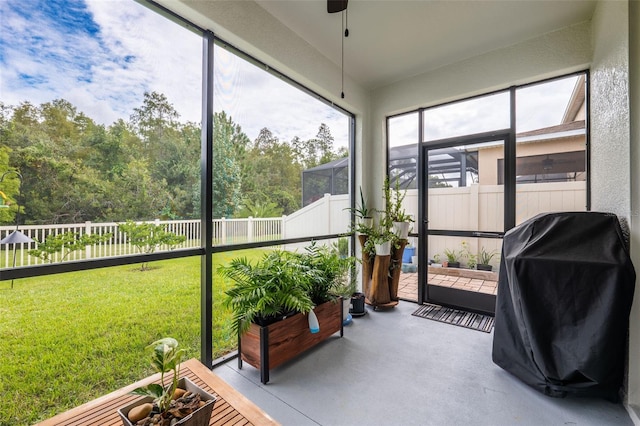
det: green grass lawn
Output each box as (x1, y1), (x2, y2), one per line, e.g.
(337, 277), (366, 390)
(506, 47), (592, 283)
(0, 248), (267, 425)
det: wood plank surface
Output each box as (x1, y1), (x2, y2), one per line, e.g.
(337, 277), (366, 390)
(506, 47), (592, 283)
(36, 359), (279, 426)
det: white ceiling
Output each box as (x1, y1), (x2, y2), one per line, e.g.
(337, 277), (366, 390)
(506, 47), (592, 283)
(255, 0), (597, 90)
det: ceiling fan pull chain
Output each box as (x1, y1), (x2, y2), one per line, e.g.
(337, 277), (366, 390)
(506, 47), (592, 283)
(345, 9), (349, 37)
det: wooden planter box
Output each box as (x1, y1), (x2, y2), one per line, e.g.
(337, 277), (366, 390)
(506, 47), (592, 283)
(238, 298), (343, 384)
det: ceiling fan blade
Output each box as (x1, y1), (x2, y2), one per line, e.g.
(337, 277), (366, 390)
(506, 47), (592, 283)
(327, 0), (348, 13)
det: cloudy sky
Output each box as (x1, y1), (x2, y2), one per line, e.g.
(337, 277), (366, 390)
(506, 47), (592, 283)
(0, 0), (350, 147)
(1, 0), (579, 152)
(389, 75), (579, 147)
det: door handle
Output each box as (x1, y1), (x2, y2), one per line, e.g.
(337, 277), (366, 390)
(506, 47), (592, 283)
(472, 231), (502, 237)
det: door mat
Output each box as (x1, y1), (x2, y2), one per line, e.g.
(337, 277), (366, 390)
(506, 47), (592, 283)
(412, 303), (494, 333)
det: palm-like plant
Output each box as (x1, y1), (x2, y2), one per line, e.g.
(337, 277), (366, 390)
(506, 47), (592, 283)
(219, 251), (315, 335)
(301, 242), (358, 303)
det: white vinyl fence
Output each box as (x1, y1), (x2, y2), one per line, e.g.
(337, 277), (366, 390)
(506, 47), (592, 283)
(0, 182), (585, 268)
(423, 181), (586, 266)
(0, 217), (283, 267)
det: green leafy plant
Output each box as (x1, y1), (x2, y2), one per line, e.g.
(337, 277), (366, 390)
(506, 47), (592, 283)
(332, 237), (349, 258)
(346, 188), (375, 235)
(478, 247), (498, 265)
(345, 187), (372, 219)
(382, 177), (414, 225)
(118, 221), (187, 270)
(302, 242), (346, 305)
(28, 231), (113, 263)
(331, 267), (358, 298)
(220, 244), (359, 335)
(443, 248), (460, 263)
(371, 228), (397, 246)
(236, 197), (283, 218)
(362, 224), (398, 258)
(302, 242), (358, 300)
(461, 240), (477, 269)
(131, 337), (187, 415)
(219, 251), (315, 335)
(467, 255), (477, 269)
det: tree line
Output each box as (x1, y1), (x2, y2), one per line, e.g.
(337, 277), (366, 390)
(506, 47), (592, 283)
(0, 91), (345, 226)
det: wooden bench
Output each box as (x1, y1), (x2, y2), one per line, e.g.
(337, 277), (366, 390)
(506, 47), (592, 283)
(36, 358), (279, 426)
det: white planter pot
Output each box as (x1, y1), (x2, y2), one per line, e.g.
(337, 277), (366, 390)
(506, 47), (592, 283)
(375, 241), (391, 256)
(361, 217), (373, 228)
(393, 221), (410, 239)
(411, 255), (418, 265)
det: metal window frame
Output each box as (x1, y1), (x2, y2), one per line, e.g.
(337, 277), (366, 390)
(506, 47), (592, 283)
(1, 0), (357, 369)
(387, 71), (590, 307)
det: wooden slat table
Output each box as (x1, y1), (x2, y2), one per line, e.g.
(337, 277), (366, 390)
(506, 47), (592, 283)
(36, 359), (279, 426)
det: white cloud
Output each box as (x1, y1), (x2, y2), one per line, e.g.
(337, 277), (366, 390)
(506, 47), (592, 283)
(388, 75), (580, 147)
(213, 47), (349, 147)
(1, 0), (350, 151)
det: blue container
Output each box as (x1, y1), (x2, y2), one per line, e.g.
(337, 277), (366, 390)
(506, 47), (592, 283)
(402, 246), (415, 263)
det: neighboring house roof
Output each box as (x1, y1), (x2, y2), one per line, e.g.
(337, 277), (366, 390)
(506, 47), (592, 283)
(562, 74), (586, 124)
(517, 120), (585, 138)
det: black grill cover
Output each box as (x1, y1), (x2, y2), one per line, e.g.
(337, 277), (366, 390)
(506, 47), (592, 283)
(492, 212), (635, 401)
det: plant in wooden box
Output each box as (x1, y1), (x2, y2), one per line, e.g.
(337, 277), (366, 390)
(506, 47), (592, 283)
(301, 242), (356, 304)
(219, 247), (345, 384)
(118, 338), (216, 426)
(220, 251), (315, 334)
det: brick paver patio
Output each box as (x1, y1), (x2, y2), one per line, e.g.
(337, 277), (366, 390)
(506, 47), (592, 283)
(397, 268), (498, 303)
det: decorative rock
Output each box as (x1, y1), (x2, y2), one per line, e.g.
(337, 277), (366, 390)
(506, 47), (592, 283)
(127, 402), (153, 423)
(172, 387), (187, 400)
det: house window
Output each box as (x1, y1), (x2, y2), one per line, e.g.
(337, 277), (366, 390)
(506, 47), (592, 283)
(497, 151), (586, 184)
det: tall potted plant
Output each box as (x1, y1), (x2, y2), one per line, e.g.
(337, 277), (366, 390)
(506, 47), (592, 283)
(118, 338), (216, 426)
(383, 177), (414, 239)
(371, 228), (396, 256)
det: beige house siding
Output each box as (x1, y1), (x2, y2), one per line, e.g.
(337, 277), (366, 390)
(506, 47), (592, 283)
(478, 135), (586, 185)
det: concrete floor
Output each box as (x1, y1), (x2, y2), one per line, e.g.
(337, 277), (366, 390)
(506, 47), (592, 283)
(213, 301), (632, 426)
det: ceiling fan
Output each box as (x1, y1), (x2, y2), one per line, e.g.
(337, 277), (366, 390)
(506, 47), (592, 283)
(327, 0), (348, 13)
